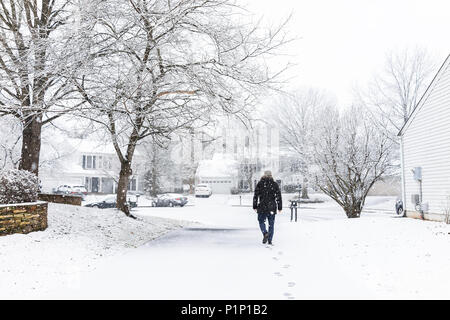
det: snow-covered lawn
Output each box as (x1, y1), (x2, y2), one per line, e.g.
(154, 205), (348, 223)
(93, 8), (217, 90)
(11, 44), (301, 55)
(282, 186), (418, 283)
(0, 203), (188, 299)
(2, 194), (450, 299)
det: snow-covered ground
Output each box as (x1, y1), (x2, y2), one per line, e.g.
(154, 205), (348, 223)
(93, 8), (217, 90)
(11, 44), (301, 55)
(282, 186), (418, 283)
(2, 193), (450, 299)
(0, 203), (188, 299)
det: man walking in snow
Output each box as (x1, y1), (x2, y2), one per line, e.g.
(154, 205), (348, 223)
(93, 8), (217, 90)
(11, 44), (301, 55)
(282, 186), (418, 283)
(253, 170), (282, 245)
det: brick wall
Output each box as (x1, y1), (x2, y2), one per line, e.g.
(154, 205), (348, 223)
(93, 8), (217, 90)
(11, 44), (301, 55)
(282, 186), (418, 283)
(0, 202), (48, 236)
(38, 193), (82, 206)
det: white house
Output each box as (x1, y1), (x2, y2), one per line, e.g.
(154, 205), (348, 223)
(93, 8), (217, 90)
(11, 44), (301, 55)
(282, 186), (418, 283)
(39, 137), (146, 194)
(195, 153), (239, 194)
(173, 118), (281, 191)
(398, 54), (450, 221)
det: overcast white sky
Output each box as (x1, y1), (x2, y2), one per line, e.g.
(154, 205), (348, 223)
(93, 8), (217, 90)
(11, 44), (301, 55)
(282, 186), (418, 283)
(245, 0), (450, 106)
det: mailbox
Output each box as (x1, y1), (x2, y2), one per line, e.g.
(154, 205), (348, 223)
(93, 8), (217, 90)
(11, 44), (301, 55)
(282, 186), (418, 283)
(289, 200), (298, 222)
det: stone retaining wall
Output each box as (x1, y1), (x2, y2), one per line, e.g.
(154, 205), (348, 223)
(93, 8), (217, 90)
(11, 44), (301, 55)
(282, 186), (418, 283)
(0, 202), (48, 236)
(38, 193), (82, 206)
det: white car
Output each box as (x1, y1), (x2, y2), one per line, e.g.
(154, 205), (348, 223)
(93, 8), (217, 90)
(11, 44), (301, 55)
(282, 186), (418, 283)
(195, 184), (212, 198)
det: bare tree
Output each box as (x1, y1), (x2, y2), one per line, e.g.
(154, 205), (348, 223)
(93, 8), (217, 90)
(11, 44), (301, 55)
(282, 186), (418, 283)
(0, 0), (85, 175)
(239, 157), (261, 192)
(311, 105), (394, 218)
(273, 89), (334, 199)
(73, 0), (290, 216)
(358, 48), (435, 139)
(142, 135), (174, 197)
(0, 116), (22, 169)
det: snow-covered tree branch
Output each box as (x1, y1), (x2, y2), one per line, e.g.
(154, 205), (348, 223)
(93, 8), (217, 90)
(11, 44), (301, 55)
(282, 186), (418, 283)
(71, 0), (291, 216)
(311, 105), (394, 218)
(0, 0), (85, 175)
(273, 89), (335, 198)
(357, 47), (435, 140)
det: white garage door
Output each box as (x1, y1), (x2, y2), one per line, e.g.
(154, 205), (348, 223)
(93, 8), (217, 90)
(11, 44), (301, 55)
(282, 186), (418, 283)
(200, 178), (233, 194)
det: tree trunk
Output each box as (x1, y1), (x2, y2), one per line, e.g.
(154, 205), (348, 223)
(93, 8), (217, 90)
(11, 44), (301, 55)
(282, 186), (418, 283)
(151, 165), (159, 197)
(247, 176), (253, 192)
(301, 178), (309, 199)
(188, 177), (195, 194)
(247, 166), (254, 192)
(345, 206), (361, 218)
(150, 149), (159, 196)
(18, 117), (42, 176)
(116, 161), (136, 219)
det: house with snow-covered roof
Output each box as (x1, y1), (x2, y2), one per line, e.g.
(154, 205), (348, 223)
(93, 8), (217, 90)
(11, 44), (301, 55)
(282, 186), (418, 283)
(173, 117), (281, 192)
(195, 153), (239, 194)
(398, 54), (450, 221)
(39, 136), (146, 194)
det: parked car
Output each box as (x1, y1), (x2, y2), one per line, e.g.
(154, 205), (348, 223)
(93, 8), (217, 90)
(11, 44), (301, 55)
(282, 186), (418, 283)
(151, 193), (188, 207)
(54, 184), (88, 200)
(84, 195), (137, 209)
(395, 199), (404, 216)
(230, 187), (239, 195)
(195, 184), (212, 198)
(238, 187), (251, 193)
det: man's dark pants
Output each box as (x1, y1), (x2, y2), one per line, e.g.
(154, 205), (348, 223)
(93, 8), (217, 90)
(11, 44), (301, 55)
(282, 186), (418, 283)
(257, 212), (275, 243)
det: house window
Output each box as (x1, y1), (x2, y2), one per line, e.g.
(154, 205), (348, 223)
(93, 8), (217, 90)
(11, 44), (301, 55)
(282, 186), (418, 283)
(86, 156), (92, 169)
(102, 156), (110, 169)
(85, 177), (91, 191)
(127, 178), (137, 191)
(83, 155), (97, 169)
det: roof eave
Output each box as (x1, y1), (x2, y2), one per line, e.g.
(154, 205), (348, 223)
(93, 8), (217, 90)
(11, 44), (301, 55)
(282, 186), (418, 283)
(397, 53), (450, 137)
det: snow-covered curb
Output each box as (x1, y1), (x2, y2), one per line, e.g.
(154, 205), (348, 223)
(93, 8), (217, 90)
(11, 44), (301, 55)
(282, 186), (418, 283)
(0, 203), (190, 298)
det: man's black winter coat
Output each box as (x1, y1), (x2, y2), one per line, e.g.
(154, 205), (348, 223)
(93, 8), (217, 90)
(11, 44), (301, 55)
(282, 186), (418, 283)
(253, 177), (282, 214)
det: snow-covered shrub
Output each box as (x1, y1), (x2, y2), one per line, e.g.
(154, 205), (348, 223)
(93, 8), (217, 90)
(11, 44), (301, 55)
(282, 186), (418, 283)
(0, 169), (39, 204)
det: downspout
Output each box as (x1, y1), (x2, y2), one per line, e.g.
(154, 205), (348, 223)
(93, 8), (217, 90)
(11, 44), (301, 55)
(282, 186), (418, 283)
(400, 135), (407, 216)
(419, 178), (424, 219)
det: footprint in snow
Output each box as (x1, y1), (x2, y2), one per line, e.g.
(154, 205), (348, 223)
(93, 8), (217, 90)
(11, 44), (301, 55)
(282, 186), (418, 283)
(274, 272), (283, 277)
